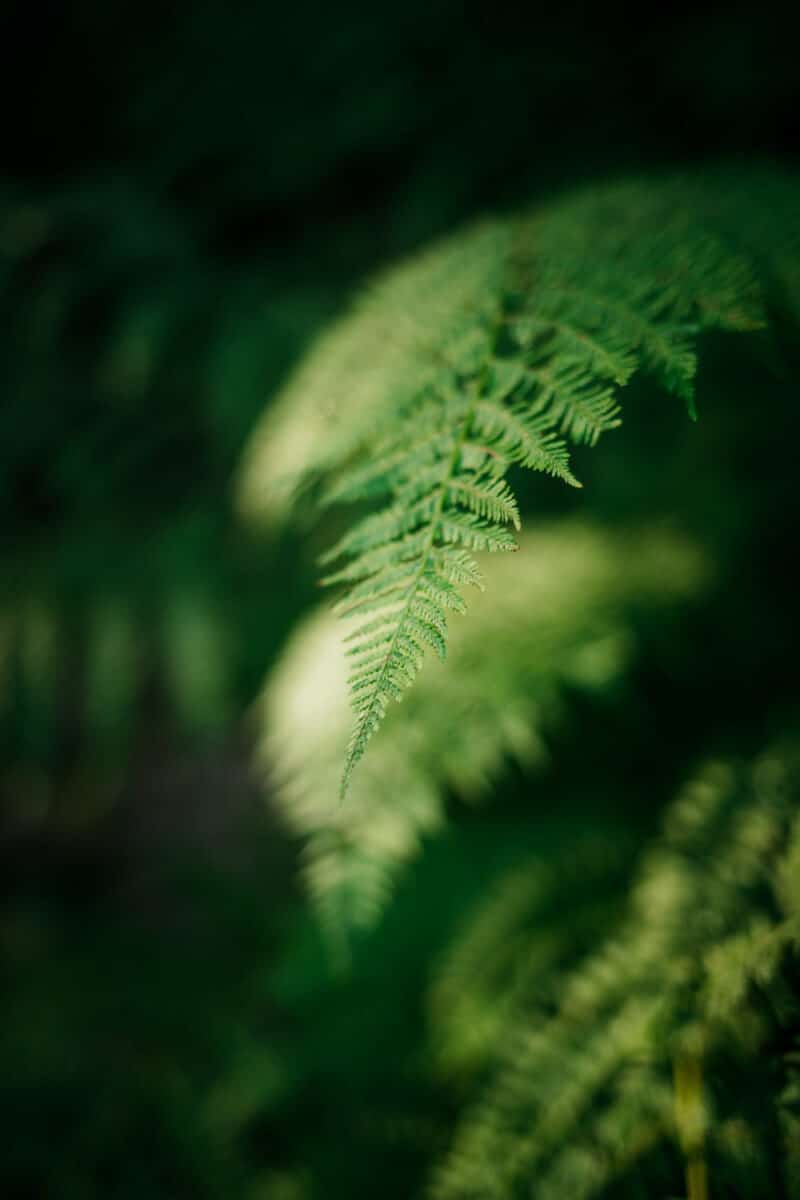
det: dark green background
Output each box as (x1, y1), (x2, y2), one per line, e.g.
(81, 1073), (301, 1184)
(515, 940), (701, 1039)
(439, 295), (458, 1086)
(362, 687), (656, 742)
(0, 3), (798, 1196)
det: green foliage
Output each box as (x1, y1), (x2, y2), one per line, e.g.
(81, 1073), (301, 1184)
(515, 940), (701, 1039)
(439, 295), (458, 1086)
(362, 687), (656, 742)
(242, 161), (800, 1198)
(429, 745), (800, 1200)
(263, 521), (706, 946)
(4, 4), (800, 1197)
(241, 168), (798, 795)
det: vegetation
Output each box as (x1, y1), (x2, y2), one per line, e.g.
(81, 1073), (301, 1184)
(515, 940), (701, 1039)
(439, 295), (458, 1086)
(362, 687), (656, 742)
(1, 3), (798, 1198)
(243, 169), (797, 796)
(250, 167), (800, 1197)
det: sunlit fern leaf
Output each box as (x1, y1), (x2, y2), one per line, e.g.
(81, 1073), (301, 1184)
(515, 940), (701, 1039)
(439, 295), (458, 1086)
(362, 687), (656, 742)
(258, 522), (707, 949)
(238, 168), (800, 524)
(239, 168), (800, 793)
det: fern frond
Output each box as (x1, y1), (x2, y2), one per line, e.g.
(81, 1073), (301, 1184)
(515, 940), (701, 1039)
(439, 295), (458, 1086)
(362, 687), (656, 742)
(471, 399), (580, 485)
(238, 168), (799, 791)
(259, 523), (707, 944)
(428, 839), (634, 1078)
(237, 221), (511, 520)
(323, 427), (454, 507)
(515, 356), (623, 444)
(444, 476), (521, 529)
(428, 744), (800, 1200)
(506, 310), (638, 386)
(239, 170), (794, 524)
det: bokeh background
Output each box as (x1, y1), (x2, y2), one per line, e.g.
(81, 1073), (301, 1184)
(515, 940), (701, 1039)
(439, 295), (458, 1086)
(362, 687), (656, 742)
(1, 3), (798, 1197)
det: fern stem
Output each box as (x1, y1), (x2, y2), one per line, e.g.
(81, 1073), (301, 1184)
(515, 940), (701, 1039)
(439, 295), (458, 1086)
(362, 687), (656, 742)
(686, 1156), (709, 1200)
(673, 1053), (709, 1200)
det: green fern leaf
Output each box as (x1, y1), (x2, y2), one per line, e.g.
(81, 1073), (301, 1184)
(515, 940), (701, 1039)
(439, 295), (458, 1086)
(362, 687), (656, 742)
(261, 523), (708, 942)
(237, 168), (799, 793)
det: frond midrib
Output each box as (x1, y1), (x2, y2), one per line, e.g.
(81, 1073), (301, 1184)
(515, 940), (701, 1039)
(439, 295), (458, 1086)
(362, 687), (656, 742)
(341, 386), (481, 797)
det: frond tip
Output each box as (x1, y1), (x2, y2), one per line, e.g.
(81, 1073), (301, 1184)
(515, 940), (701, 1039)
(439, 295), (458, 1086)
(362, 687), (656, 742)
(338, 521), (511, 798)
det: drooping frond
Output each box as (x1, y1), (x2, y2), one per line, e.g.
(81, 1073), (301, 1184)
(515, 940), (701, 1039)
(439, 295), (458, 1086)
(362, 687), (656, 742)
(239, 168), (799, 792)
(259, 522), (707, 948)
(428, 744), (800, 1200)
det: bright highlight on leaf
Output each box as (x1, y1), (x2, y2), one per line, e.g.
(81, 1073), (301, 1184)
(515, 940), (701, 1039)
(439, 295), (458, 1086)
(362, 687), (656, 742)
(260, 523), (708, 943)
